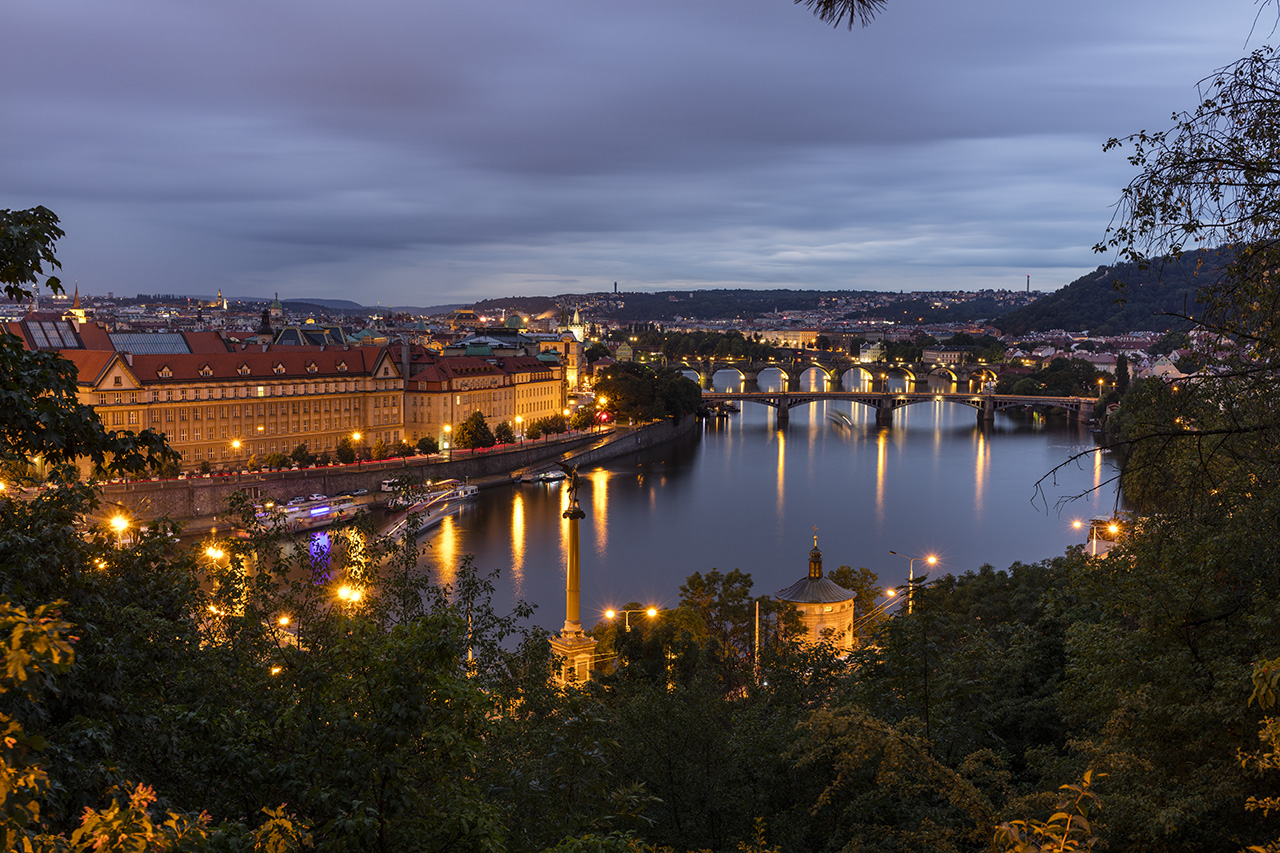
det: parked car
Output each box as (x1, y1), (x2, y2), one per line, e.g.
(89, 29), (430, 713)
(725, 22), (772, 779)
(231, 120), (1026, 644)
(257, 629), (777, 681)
(308, 493), (327, 502)
(344, 488), (369, 497)
(286, 496), (307, 506)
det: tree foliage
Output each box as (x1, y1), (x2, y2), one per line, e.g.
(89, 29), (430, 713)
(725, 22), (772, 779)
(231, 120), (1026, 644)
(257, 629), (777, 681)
(455, 410), (496, 450)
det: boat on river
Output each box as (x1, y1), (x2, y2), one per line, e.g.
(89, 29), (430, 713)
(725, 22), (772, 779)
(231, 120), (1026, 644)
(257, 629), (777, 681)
(381, 483), (480, 539)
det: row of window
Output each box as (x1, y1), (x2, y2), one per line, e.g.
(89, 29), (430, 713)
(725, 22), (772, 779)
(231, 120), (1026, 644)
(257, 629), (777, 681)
(97, 380), (369, 406)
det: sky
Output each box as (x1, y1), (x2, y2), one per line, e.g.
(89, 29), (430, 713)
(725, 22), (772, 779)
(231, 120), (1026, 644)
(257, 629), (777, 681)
(3, 0), (1271, 307)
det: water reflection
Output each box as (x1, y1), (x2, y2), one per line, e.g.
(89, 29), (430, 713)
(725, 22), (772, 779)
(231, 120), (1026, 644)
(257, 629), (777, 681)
(413, 383), (1120, 632)
(510, 492), (525, 594)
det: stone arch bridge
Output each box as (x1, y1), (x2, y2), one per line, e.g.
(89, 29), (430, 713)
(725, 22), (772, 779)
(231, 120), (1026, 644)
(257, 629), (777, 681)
(675, 355), (999, 392)
(702, 389), (1098, 426)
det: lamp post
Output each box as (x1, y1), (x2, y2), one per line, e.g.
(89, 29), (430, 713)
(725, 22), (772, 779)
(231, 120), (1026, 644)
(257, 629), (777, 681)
(1098, 377), (1106, 399)
(109, 513), (130, 546)
(443, 424), (452, 461)
(605, 606), (658, 632)
(352, 431), (362, 467)
(515, 415), (523, 446)
(889, 550), (937, 615)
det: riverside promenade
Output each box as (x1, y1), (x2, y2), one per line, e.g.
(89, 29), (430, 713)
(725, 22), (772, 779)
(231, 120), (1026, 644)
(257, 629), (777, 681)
(99, 416), (698, 536)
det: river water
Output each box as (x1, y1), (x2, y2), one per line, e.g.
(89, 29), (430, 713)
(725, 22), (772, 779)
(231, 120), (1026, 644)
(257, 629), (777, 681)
(414, 369), (1120, 632)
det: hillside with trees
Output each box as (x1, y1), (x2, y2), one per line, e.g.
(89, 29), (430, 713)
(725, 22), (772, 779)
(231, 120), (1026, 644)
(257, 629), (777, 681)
(995, 249), (1226, 335)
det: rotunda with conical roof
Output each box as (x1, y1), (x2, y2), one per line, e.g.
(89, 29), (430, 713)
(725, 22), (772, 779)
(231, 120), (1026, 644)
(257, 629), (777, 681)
(774, 535), (857, 651)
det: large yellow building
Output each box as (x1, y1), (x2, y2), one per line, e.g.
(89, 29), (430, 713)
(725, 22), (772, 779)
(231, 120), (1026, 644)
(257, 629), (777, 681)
(6, 315), (565, 473)
(397, 346), (566, 447)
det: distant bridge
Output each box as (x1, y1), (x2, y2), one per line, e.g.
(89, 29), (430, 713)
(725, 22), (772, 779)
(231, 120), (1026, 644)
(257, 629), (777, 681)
(674, 355), (999, 392)
(701, 389), (1098, 426)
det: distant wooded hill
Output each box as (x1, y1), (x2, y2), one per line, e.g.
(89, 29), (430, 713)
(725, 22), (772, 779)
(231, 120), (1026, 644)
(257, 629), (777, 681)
(995, 250), (1228, 336)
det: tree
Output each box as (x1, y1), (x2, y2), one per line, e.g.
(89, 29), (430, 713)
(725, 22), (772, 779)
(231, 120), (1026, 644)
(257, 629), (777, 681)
(1, 206), (63, 302)
(493, 421), (516, 445)
(335, 436), (357, 464)
(455, 411), (495, 450)
(416, 435), (439, 455)
(793, 0), (887, 30)
(289, 442), (315, 468)
(1114, 352), (1130, 394)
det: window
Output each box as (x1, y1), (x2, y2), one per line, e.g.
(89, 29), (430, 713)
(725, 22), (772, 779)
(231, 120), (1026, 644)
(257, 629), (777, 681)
(113, 375), (122, 386)
(158, 366), (172, 378)
(199, 364), (213, 377)
(237, 364), (250, 376)
(111, 412), (123, 426)
(128, 412), (138, 425)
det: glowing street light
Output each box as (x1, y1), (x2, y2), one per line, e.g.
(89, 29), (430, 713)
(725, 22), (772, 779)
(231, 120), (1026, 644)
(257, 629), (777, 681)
(889, 550), (937, 615)
(605, 606), (658, 632)
(515, 415), (523, 445)
(352, 431), (363, 466)
(443, 424), (452, 460)
(336, 585), (363, 604)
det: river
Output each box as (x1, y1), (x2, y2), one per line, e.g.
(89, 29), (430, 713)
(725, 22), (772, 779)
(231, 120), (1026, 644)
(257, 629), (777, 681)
(413, 369), (1120, 632)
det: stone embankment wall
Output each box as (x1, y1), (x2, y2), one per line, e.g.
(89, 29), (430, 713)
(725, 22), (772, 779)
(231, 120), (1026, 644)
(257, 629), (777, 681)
(101, 417), (698, 523)
(102, 434), (601, 522)
(560, 415), (697, 470)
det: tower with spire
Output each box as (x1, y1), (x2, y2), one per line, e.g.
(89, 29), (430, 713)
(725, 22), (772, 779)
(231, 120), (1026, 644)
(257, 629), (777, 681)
(774, 531), (858, 651)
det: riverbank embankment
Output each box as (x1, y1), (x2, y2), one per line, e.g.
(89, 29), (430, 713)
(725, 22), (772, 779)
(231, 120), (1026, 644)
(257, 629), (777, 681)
(103, 416), (698, 535)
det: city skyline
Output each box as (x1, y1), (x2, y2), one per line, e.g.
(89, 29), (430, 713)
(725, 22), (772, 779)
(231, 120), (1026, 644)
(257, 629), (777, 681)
(4, 0), (1264, 304)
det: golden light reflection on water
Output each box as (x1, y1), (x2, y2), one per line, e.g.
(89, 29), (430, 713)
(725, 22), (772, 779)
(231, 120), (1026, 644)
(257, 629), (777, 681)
(1094, 447), (1103, 492)
(590, 469), (609, 557)
(434, 516), (459, 588)
(775, 428), (786, 520)
(875, 428), (888, 521)
(558, 485), (570, 581)
(974, 429), (988, 515)
(509, 492), (526, 595)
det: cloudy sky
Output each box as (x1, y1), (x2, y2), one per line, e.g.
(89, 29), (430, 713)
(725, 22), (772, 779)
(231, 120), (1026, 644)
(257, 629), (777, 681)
(3, 0), (1269, 306)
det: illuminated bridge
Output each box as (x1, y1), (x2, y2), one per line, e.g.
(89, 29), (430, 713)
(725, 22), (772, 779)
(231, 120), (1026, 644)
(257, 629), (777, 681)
(701, 389), (1099, 426)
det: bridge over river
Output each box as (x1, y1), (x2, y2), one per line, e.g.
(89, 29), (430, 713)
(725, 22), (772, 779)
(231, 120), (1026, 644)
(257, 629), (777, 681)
(702, 389), (1099, 426)
(676, 354), (1000, 392)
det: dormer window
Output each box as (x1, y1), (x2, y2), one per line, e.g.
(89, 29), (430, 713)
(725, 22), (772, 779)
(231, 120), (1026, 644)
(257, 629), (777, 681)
(273, 363), (285, 375)
(237, 364), (251, 376)
(158, 365), (173, 378)
(306, 362), (318, 374)
(199, 364), (213, 377)
(337, 361), (348, 373)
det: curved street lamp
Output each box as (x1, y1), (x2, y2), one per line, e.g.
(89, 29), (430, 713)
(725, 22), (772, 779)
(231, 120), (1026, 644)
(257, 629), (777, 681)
(605, 606), (658, 632)
(889, 550), (937, 615)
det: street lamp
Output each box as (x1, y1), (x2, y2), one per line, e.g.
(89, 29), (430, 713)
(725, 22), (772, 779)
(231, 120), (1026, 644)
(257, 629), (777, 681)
(605, 607), (658, 632)
(109, 513), (131, 547)
(443, 424), (452, 461)
(515, 415), (523, 446)
(889, 550), (937, 615)
(1098, 378), (1106, 398)
(352, 431), (363, 466)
